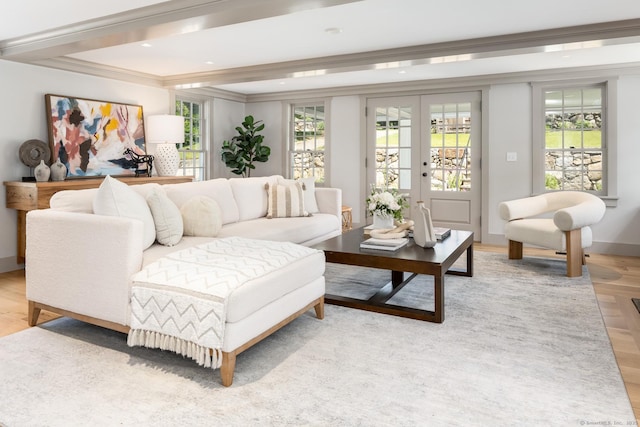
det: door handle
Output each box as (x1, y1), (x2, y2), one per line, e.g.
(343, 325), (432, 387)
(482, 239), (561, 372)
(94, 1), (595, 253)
(422, 172), (428, 177)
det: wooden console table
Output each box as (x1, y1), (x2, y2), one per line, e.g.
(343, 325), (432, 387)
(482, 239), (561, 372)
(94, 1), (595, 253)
(4, 176), (193, 263)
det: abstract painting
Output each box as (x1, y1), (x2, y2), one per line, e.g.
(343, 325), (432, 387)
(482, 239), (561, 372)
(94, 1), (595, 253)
(45, 94), (147, 177)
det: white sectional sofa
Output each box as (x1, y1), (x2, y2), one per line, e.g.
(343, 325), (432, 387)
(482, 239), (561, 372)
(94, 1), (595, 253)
(25, 174), (342, 386)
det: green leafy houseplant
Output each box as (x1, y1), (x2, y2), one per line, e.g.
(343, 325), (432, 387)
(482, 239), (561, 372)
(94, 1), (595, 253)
(221, 115), (270, 177)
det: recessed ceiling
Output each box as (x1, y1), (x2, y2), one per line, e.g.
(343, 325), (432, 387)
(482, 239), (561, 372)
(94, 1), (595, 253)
(2, 0), (640, 96)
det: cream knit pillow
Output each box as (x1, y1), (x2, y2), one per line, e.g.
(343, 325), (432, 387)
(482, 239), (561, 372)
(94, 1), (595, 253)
(180, 196), (222, 237)
(146, 187), (183, 246)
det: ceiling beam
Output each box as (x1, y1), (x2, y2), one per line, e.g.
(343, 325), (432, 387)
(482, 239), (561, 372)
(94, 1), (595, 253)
(159, 18), (640, 88)
(0, 0), (363, 61)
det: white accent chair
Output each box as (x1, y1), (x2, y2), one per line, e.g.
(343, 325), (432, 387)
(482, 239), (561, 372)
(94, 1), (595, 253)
(498, 191), (606, 277)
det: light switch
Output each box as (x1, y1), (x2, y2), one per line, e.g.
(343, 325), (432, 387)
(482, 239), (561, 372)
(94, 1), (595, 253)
(506, 152), (517, 162)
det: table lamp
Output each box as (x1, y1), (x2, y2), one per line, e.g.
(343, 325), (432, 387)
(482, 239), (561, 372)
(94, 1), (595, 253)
(145, 115), (184, 176)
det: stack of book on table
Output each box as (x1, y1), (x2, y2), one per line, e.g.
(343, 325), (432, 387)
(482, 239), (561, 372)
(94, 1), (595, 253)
(359, 237), (409, 251)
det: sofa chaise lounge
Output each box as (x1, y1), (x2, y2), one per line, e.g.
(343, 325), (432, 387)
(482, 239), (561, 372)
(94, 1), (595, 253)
(25, 174), (342, 385)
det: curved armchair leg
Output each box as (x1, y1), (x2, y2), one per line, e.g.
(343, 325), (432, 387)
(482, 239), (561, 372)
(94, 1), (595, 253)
(565, 229), (583, 278)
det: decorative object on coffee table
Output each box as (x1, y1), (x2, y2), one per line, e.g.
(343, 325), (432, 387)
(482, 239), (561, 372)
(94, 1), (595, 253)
(365, 186), (408, 229)
(45, 94), (146, 178)
(146, 115), (183, 176)
(413, 201), (437, 248)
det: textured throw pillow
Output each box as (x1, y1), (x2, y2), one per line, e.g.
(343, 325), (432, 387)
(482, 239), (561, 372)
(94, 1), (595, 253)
(146, 187), (183, 246)
(266, 182), (308, 218)
(180, 196), (222, 237)
(93, 175), (156, 249)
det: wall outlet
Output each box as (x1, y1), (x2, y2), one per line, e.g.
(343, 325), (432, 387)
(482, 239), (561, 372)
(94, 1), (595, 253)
(506, 152), (517, 162)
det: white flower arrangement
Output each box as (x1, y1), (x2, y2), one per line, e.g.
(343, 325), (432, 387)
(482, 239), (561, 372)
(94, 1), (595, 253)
(366, 186), (409, 222)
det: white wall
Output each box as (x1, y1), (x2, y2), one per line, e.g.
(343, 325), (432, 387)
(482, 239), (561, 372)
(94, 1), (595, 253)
(485, 83), (533, 238)
(211, 98), (245, 179)
(0, 60), (170, 271)
(246, 101), (284, 177)
(329, 96), (363, 225)
(598, 75), (640, 254)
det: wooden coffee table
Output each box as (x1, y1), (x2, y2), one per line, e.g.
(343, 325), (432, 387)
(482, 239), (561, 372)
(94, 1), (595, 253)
(313, 228), (474, 323)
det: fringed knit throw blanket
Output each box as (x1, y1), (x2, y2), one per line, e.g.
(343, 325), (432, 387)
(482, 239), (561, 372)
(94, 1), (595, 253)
(127, 237), (321, 369)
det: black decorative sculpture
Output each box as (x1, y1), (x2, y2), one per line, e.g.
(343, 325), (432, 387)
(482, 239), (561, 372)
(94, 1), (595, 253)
(123, 148), (154, 177)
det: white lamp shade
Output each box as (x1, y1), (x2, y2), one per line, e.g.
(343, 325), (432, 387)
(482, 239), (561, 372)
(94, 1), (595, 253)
(146, 115), (184, 176)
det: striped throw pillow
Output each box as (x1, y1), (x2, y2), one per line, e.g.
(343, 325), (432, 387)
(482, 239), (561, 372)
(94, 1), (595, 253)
(266, 182), (308, 218)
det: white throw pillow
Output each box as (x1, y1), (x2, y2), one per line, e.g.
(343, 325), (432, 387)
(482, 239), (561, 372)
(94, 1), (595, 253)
(146, 187), (183, 246)
(93, 175), (156, 249)
(266, 182), (308, 218)
(180, 196), (222, 237)
(229, 176), (277, 221)
(297, 177), (319, 214)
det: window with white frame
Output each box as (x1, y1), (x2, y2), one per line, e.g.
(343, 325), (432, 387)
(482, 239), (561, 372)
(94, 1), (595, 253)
(289, 103), (326, 183)
(175, 98), (206, 181)
(532, 79), (617, 201)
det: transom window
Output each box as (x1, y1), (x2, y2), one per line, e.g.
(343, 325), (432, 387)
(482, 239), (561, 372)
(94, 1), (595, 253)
(289, 103), (325, 183)
(175, 98), (206, 181)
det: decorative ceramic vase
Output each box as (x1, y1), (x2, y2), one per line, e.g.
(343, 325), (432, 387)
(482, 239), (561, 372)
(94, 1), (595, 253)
(372, 213), (394, 229)
(154, 143), (180, 176)
(50, 158), (67, 181)
(34, 159), (50, 182)
(413, 201), (437, 248)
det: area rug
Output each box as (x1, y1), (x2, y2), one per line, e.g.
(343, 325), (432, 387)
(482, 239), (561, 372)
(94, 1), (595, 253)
(0, 252), (633, 426)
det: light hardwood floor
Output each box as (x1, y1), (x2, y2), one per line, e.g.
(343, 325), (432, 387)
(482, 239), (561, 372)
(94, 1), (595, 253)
(1, 245), (639, 420)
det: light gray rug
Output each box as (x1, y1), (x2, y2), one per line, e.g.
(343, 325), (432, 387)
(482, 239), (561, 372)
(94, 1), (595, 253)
(0, 252), (633, 426)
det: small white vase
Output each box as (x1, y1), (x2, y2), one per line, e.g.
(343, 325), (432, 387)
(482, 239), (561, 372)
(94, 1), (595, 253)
(50, 158), (67, 181)
(372, 213), (394, 229)
(34, 159), (50, 182)
(154, 143), (180, 176)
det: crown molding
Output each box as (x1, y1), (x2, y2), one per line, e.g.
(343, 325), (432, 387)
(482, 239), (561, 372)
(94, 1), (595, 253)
(29, 57), (164, 87)
(242, 62), (640, 102)
(177, 87), (248, 103)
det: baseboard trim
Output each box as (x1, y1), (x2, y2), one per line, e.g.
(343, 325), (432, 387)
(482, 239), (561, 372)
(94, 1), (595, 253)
(483, 233), (639, 257)
(0, 256), (23, 274)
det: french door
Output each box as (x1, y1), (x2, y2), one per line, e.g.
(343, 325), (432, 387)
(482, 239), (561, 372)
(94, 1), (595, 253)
(366, 92), (481, 235)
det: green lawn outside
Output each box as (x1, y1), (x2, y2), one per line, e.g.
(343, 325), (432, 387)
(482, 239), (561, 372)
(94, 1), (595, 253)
(545, 130), (602, 149)
(376, 130), (601, 149)
(376, 131), (469, 147)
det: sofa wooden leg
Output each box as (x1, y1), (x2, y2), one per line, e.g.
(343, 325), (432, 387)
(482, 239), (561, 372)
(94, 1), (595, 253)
(28, 300), (41, 326)
(220, 351), (236, 387)
(314, 297), (324, 320)
(565, 229), (583, 277)
(508, 240), (523, 259)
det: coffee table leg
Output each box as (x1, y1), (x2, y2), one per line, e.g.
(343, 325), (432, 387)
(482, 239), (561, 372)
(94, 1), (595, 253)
(391, 270), (403, 285)
(434, 274), (444, 323)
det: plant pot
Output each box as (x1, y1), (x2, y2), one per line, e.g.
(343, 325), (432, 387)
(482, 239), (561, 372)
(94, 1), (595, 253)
(372, 213), (394, 229)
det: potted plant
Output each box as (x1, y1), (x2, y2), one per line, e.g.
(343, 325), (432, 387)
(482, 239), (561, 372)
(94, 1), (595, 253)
(366, 186), (409, 228)
(221, 115), (270, 177)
